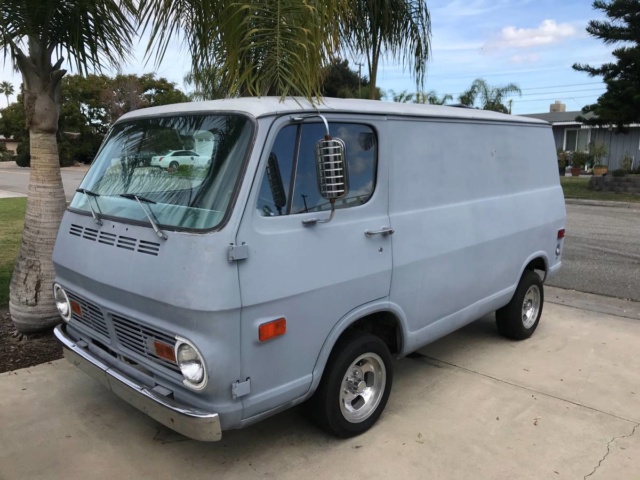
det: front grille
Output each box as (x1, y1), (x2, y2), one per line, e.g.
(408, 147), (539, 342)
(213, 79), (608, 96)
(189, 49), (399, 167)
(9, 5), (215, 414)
(67, 292), (110, 341)
(66, 291), (178, 373)
(112, 314), (180, 372)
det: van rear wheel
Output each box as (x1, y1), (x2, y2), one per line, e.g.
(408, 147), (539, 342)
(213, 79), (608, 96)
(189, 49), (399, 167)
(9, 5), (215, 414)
(496, 270), (543, 340)
(309, 331), (392, 438)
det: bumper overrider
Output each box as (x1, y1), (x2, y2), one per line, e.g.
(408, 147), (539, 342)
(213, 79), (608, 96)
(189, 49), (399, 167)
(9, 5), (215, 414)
(54, 325), (222, 442)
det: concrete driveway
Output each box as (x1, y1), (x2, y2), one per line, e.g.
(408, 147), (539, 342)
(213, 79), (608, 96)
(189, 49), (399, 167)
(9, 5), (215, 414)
(0, 287), (638, 480)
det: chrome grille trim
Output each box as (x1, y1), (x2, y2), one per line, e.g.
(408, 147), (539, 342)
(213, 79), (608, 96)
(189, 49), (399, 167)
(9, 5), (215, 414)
(66, 292), (110, 342)
(112, 314), (180, 372)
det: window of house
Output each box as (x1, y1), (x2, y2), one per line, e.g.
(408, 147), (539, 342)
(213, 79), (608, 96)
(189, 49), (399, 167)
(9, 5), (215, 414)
(564, 128), (590, 152)
(256, 122), (377, 217)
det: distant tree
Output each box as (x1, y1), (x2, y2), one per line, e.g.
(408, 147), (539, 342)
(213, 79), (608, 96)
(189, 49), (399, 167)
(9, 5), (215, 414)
(0, 92), (27, 142)
(343, 0), (431, 99)
(184, 69), (228, 101)
(418, 91), (453, 105)
(0, 81), (15, 106)
(458, 78), (521, 113)
(573, 0), (640, 129)
(387, 90), (415, 103)
(388, 90), (452, 105)
(321, 59), (371, 99)
(101, 73), (190, 123)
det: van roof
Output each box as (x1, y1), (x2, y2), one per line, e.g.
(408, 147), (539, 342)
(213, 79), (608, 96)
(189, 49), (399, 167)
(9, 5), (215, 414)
(118, 97), (547, 125)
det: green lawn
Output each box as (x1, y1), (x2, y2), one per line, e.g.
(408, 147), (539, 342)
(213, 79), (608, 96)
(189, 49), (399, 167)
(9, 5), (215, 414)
(0, 198), (26, 309)
(560, 177), (640, 203)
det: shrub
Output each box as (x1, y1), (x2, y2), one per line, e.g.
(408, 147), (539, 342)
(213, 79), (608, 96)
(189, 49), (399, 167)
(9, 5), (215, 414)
(620, 154), (634, 172)
(612, 169), (626, 177)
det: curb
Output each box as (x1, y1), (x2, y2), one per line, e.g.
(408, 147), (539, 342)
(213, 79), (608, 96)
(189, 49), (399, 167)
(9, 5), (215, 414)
(546, 285), (640, 321)
(565, 198), (639, 209)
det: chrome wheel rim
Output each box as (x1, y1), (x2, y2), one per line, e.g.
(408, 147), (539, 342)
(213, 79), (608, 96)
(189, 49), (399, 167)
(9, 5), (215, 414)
(522, 285), (541, 329)
(339, 353), (386, 423)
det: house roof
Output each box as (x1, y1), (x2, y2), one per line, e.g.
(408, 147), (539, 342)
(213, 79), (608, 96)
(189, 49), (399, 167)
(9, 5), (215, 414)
(118, 97), (548, 125)
(522, 111), (596, 125)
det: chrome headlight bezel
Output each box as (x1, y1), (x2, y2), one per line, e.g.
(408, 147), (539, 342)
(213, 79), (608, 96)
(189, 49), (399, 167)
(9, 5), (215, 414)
(174, 336), (208, 391)
(53, 283), (71, 322)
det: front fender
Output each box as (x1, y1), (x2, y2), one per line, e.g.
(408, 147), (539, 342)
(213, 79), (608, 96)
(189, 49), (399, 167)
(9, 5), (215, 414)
(304, 299), (410, 399)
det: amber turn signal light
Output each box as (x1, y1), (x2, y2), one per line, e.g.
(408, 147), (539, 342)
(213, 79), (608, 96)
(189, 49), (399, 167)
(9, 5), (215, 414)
(259, 318), (287, 342)
(154, 340), (177, 363)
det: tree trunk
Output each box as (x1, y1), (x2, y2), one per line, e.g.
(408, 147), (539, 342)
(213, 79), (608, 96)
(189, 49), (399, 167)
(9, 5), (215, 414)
(9, 42), (67, 333)
(10, 132), (66, 332)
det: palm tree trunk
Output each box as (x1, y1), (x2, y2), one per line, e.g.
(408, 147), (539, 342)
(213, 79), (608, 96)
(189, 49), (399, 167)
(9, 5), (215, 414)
(9, 44), (67, 333)
(10, 132), (67, 332)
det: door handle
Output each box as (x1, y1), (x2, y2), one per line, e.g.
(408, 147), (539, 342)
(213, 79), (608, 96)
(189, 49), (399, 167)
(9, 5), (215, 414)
(364, 227), (395, 238)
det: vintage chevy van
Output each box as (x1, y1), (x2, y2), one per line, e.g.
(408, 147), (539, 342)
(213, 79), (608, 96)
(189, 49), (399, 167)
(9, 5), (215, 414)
(53, 98), (566, 441)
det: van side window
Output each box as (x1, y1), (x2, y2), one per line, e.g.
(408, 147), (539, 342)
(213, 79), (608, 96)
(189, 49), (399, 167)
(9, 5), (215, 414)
(257, 123), (376, 217)
(256, 125), (297, 216)
(291, 123), (376, 214)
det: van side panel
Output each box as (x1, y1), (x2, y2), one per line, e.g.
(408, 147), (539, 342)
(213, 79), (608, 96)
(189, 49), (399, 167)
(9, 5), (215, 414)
(388, 119), (565, 352)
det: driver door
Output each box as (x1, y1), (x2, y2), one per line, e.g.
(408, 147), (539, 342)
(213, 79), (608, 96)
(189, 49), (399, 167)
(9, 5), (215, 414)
(235, 116), (392, 418)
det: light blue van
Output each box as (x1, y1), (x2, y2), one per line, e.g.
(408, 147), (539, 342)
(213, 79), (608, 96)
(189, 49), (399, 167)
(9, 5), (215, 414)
(53, 98), (566, 441)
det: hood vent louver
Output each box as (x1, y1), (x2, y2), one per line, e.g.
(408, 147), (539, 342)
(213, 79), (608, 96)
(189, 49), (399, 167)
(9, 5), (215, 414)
(69, 224), (161, 257)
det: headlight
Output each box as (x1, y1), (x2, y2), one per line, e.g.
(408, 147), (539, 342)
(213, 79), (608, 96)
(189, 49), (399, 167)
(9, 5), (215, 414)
(175, 337), (207, 390)
(53, 284), (71, 322)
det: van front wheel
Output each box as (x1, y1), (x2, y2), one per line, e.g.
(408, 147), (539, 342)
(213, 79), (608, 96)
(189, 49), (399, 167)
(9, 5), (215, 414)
(496, 270), (544, 340)
(310, 331), (392, 438)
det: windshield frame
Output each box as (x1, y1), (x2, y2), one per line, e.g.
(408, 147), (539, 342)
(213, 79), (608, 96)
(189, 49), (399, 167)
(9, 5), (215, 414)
(68, 111), (258, 234)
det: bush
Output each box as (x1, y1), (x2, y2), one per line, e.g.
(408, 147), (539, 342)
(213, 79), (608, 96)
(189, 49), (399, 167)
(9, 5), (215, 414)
(15, 151), (30, 167)
(571, 151), (591, 168)
(620, 154), (634, 172)
(612, 169), (626, 177)
(0, 143), (14, 162)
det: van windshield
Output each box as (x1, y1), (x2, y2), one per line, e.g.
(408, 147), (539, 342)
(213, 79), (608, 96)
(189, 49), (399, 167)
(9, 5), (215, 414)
(70, 114), (254, 231)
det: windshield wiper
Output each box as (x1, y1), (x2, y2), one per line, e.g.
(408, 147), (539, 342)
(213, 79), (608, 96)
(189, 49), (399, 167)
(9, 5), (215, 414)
(119, 194), (168, 240)
(76, 188), (102, 226)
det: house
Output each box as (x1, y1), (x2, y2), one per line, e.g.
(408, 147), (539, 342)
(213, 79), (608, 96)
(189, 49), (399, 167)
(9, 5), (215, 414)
(0, 136), (20, 156)
(523, 101), (640, 170)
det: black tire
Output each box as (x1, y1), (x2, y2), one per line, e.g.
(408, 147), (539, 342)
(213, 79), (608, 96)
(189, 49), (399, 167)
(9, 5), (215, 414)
(169, 161), (179, 170)
(308, 331), (393, 438)
(496, 270), (544, 340)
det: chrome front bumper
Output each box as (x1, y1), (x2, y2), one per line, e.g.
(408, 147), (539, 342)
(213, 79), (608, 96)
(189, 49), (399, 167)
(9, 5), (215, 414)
(54, 325), (222, 442)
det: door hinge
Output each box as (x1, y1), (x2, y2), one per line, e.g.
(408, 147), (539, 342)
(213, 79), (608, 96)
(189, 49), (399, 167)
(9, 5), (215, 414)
(228, 243), (249, 262)
(231, 378), (251, 399)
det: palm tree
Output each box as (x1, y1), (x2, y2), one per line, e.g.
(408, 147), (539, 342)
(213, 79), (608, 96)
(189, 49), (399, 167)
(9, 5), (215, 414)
(342, 0), (431, 99)
(417, 91), (452, 105)
(0, 0), (137, 332)
(139, 0), (351, 99)
(458, 78), (521, 113)
(0, 81), (14, 106)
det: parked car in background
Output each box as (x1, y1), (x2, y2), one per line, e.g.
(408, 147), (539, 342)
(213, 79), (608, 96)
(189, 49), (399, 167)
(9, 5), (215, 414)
(150, 150), (211, 169)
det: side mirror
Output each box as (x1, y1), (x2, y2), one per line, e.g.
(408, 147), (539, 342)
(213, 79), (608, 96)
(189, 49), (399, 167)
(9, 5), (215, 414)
(266, 153), (287, 215)
(315, 137), (349, 201)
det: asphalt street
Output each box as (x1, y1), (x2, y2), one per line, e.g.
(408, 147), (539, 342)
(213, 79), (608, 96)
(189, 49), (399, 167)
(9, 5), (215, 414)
(549, 203), (640, 302)
(0, 162), (88, 201)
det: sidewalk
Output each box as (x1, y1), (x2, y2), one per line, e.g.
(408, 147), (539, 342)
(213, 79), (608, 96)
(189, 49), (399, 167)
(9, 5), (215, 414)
(0, 291), (638, 480)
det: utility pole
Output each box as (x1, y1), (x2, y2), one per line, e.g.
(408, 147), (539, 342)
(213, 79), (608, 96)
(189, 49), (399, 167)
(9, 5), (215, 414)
(355, 62), (364, 99)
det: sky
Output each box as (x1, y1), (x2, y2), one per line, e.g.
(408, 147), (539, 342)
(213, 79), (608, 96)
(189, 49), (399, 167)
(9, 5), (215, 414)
(0, 0), (612, 115)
